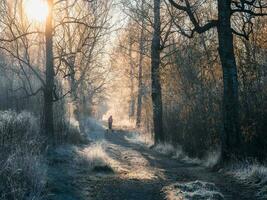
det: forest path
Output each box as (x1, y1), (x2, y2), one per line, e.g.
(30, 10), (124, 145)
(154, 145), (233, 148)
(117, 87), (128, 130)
(91, 129), (257, 200)
(47, 121), (258, 200)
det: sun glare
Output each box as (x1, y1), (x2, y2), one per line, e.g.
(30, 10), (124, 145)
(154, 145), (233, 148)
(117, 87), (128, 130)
(24, 0), (48, 23)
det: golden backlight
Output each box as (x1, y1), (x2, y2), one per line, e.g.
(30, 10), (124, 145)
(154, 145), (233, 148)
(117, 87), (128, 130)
(24, 0), (48, 23)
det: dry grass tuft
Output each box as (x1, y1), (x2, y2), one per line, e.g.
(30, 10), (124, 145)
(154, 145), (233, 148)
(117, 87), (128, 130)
(76, 142), (113, 173)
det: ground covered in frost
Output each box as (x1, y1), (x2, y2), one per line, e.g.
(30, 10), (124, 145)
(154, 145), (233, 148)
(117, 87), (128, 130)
(45, 120), (264, 200)
(164, 181), (224, 200)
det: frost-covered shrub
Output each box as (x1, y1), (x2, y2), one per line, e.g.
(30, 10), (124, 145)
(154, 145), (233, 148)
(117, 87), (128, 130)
(0, 111), (46, 200)
(76, 142), (113, 172)
(201, 150), (221, 168)
(66, 123), (86, 144)
(153, 143), (201, 164)
(0, 153), (47, 200)
(56, 121), (86, 145)
(0, 110), (41, 153)
(53, 116), (87, 145)
(226, 161), (267, 199)
(154, 143), (177, 156)
(124, 131), (154, 146)
(164, 181), (224, 200)
(153, 142), (220, 167)
(227, 162), (267, 183)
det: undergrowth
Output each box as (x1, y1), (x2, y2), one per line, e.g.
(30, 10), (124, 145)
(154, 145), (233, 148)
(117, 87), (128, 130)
(0, 111), (47, 200)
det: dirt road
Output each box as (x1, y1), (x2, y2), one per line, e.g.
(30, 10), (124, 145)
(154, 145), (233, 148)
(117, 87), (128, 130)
(47, 124), (259, 200)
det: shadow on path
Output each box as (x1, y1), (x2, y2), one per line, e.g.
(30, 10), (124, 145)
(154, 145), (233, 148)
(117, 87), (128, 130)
(46, 120), (259, 200)
(102, 129), (258, 200)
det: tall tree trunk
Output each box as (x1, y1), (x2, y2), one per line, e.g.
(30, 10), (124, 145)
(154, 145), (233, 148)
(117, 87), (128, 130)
(44, 0), (55, 139)
(217, 0), (241, 161)
(128, 35), (135, 118)
(65, 0), (77, 101)
(136, 0), (145, 128)
(151, 0), (164, 143)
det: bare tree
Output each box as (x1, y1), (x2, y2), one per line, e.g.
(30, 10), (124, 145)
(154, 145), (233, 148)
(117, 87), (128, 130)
(168, 0), (267, 161)
(0, 0), (114, 141)
(136, 0), (145, 128)
(128, 28), (136, 119)
(44, 0), (55, 138)
(151, 0), (164, 143)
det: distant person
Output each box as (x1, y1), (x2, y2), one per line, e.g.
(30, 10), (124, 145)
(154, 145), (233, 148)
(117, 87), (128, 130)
(108, 115), (113, 131)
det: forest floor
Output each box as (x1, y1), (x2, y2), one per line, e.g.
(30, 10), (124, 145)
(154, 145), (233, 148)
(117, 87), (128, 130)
(46, 119), (260, 200)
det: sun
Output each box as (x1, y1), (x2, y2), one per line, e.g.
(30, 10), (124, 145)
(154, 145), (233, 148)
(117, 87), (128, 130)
(24, 0), (49, 23)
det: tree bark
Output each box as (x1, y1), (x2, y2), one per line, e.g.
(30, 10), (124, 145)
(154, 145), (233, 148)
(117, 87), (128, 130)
(217, 0), (241, 161)
(136, 0), (145, 128)
(151, 0), (164, 143)
(44, 0), (55, 139)
(128, 35), (135, 118)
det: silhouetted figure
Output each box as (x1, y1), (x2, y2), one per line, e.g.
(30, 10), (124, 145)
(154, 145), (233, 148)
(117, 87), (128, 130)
(108, 115), (113, 131)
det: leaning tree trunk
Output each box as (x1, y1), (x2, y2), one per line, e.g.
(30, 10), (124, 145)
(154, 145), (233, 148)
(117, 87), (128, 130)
(151, 0), (164, 143)
(136, 0), (145, 128)
(44, 0), (55, 139)
(217, 0), (241, 161)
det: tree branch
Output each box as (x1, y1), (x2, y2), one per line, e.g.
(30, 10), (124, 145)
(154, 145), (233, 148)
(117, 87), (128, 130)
(169, 0), (218, 36)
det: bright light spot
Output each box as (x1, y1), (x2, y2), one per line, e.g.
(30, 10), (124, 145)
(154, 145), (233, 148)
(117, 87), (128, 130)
(24, 0), (48, 23)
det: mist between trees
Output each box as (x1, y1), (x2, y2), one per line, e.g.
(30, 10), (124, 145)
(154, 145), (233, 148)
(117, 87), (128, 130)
(0, 0), (266, 163)
(0, 0), (114, 139)
(113, 0), (267, 161)
(0, 0), (266, 198)
(0, 0), (114, 199)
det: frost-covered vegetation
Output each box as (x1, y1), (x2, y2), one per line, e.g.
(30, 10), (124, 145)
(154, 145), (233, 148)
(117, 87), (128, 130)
(153, 143), (221, 168)
(225, 161), (267, 199)
(151, 140), (267, 199)
(110, 0), (267, 163)
(126, 129), (267, 198)
(76, 142), (113, 172)
(76, 118), (114, 172)
(124, 131), (154, 146)
(164, 181), (224, 200)
(48, 141), (113, 175)
(0, 0), (265, 199)
(125, 132), (221, 168)
(0, 111), (46, 200)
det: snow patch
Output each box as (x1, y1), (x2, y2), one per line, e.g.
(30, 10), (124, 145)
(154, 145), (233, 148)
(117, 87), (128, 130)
(164, 181), (224, 200)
